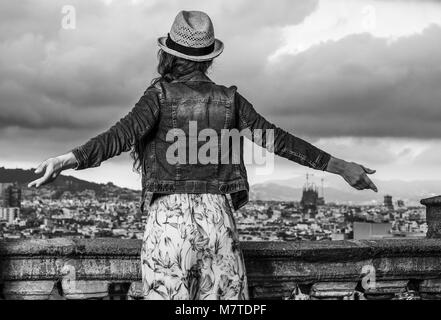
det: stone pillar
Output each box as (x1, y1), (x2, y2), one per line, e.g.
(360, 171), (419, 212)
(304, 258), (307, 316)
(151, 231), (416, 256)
(421, 196), (441, 238)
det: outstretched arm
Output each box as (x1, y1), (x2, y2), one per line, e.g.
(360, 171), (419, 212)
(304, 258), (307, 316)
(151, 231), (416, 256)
(235, 91), (377, 192)
(28, 87), (161, 188)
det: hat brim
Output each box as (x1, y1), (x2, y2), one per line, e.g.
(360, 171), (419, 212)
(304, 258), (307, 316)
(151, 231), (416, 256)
(158, 37), (224, 62)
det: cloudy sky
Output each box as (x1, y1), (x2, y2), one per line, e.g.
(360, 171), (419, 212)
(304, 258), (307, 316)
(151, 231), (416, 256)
(1, 0), (441, 190)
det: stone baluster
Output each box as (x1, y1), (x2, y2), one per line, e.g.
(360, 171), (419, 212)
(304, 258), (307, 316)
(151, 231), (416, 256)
(2, 281), (57, 300)
(421, 195), (441, 238)
(419, 279), (441, 300)
(59, 259), (110, 299)
(309, 281), (358, 300)
(127, 281), (144, 300)
(363, 280), (408, 300)
(416, 196), (441, 300)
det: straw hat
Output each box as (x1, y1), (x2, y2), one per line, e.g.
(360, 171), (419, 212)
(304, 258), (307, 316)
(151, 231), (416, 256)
(158, 11), (224, 62)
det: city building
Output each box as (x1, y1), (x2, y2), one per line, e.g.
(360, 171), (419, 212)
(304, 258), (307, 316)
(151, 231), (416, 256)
(317, 178), (325, 206)
(0, 176), (428, 242)
(0, 207), (19, 224)
(1, 183), (21, 208)
(384, 195), (394, 211)
(353, 221), (392, 240)
(300, 174), (320, 217)
(0, 183), (13, 207)
(0, 183), (21, 225)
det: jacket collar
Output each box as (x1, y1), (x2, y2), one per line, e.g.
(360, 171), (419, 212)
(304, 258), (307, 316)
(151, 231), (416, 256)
(172, 70), (213, 83)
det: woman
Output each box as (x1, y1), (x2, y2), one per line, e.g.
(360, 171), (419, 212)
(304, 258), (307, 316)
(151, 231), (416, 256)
(29, 11), (377, 300)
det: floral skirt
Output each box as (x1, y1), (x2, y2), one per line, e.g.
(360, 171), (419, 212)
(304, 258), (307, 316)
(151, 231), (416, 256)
(141, 193), (249, 300)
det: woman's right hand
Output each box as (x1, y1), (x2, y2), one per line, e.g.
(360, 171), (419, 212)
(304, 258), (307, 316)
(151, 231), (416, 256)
(326, 156), (378, 192)
(28, 152), (78, 188)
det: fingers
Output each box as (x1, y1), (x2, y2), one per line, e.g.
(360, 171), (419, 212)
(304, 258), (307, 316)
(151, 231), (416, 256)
(28, 178), (43, 188)
(361, 165), (376, 175)
(352, 184), (363, 190)
(352, 174), (378, 192)
(28, 176), (48, 188)
(364, 176), (378, 192)
(38, 165), (54, 186)
(28, 161), (48, 188)
(353, 181), (365, 190)
(35, 160), (48, 174)
(28, 163), (54, 188)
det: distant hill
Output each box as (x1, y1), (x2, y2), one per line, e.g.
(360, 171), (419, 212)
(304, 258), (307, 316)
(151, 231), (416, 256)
(250, 175), (441, 205)
(249, 182), (376, 204)
(0, 167), (139, 199)
(2, 166), (439, 205)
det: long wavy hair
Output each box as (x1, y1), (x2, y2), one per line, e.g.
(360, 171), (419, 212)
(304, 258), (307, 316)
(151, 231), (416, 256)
(130, 49), (213, 173)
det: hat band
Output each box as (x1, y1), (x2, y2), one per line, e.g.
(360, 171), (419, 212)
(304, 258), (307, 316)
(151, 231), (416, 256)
(165, 33), (215, 57)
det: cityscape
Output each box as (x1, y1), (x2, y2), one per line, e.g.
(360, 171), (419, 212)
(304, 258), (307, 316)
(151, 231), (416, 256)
(0, 168), (427, 242)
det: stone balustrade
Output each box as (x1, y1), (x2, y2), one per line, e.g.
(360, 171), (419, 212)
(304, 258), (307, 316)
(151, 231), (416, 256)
(1, 195), (440, 300)
(2, 238), (441, 300)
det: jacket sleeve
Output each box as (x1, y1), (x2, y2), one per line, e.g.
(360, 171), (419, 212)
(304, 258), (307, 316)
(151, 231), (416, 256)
(235, 91), (331, 171)
(71, 88), (160, 170)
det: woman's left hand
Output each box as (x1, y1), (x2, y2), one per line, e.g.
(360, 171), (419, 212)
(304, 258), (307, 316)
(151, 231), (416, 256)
(326, 156), (378, 192)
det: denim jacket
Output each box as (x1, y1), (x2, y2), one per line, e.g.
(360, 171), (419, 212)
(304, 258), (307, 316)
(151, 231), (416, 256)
(72, 71), (331, 211)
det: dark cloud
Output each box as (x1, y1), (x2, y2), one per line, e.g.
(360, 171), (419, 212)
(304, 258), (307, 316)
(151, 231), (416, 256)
(1, 0), (441, 152)
(240, 25), (441, 139)
(0, 0), (317, 131)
